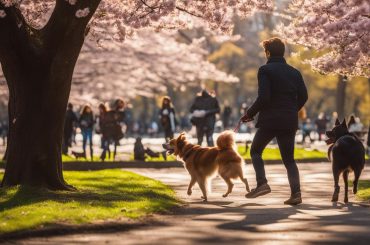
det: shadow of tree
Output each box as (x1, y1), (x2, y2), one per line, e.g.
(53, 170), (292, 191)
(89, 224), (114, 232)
(169, 200), (370, 244)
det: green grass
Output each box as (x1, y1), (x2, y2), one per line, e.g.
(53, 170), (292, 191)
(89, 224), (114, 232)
(355, 180), (370, 201)
(128, 146), (327, 162)
(0, 170), (178, 235)
(238, 146), (327, 160)
(62, 154), (113, 162)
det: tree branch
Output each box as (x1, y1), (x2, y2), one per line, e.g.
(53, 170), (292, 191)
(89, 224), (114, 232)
(175, 6), (203, 18)
(42, 0), (102, 59)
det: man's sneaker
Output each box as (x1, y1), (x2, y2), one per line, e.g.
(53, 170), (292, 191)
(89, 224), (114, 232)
(245, 183), (271, 198)
(284, 192), (302, 205)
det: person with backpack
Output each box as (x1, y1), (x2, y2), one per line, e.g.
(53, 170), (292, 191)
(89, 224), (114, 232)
(190, 90), (220, 146)
(99, 103), (124, 161)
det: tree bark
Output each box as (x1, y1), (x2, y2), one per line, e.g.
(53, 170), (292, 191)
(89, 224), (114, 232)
(0, 0), (101, 190)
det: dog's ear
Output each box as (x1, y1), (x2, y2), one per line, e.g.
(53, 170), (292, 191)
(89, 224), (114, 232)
(341, 118), (347, 128)
(335, 118), (340, 126)
(179, 132), (186, 140)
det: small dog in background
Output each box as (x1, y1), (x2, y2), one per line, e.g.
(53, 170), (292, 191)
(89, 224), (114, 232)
(326, 118), (365, 203)
(163, 131), (249, 202)
(71, 151), (87, 160)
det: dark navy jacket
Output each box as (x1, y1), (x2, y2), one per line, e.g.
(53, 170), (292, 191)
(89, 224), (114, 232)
(247, 57), (308, 130)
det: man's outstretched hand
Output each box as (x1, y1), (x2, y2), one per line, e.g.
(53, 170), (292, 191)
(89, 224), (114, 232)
(241, 113), (253, 123)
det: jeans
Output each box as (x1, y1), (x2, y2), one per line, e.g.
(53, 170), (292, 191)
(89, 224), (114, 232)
(82, 128), (93, 158)
(100, 138), (110, 161)
(250, 128), (301, 195)
(196, 126), (214, 146)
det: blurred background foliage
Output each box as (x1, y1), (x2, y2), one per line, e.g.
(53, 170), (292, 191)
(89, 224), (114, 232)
(0, 6), (368, 127)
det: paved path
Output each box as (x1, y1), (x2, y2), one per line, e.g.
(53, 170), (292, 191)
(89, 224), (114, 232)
(12, 163), (370, 245)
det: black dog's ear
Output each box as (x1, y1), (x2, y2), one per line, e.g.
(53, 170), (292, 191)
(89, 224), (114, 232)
(341, 118), (347, 128)
(335, 118), (340, 126)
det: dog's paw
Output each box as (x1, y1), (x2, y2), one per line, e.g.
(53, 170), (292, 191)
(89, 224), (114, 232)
(331, 195), (338, 202)
(222, 193), (229, 198)
(187, 190), (192, 196)
(344, 197), (348, 203)
(202, 198), (208, 202)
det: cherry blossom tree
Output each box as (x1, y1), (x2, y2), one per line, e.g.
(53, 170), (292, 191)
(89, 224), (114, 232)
(0, 30), (239, 104)
(278, 0), (369, 77)
(0, 0), (272, 189)
(71, 30), (239, 104)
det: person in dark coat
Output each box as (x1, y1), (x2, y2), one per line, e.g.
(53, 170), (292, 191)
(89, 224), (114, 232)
(190, 90), (220, 146)
(159, 96), (176, 142)
(62, 103), (78, 155)
(242, 37), (308, 205)
(99, 102), (124, 161)
(79, 105), (95, 160)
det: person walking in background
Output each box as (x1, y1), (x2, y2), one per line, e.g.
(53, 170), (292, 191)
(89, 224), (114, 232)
(62, 103), (78, 155)
(98, 103), (112, 161)
(159, 96), (176, 142)
(242, 37), (308, 205)
(114, 99), (126, 126)
(222, 100), (232, 129)
(190, 89), (220, 146)
(348, 116), (364, 138)
(315, 112), (328, 141)
(79, 105), (95, 160)
(99, 102), (124, 161)
(301, 118), (314, 144)
(112, 99), (126, 159)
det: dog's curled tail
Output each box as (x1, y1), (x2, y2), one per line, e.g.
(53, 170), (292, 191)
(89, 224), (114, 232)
(217, 130), (235, 150)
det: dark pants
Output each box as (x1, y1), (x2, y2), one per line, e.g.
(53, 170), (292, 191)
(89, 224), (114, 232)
(250, 128), (300, 195)
(196, 125), (214, 146)
(164, 128), (174, 143)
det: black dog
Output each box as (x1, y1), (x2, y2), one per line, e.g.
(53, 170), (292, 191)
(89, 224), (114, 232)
(71, 151), (87, 160)
(326, 118), (365, 203)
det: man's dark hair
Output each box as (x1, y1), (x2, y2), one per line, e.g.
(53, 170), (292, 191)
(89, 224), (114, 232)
(261, 37), (285, 57)
(67, 103), (73, 110)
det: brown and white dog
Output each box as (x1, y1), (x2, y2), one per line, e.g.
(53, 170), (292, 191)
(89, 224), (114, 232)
(163, 131), (250, 201)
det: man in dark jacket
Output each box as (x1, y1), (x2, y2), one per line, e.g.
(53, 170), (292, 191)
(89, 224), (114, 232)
(242, 37), (308, 205)
(190, 90), (220, 146)
(63, 103), (78, 154)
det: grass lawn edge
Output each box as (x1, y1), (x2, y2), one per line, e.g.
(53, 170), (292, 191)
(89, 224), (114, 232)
(0, 170), (180, 240)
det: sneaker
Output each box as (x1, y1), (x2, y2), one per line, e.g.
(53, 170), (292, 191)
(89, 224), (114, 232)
(245, 183), (271, 198)
(284, 192), (302, 205)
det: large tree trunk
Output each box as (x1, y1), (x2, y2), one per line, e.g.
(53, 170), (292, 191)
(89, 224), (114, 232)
(1, 61), (72, 189)
(0, 0), (101, 190)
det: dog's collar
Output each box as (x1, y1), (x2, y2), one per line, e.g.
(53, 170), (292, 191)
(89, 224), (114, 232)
(181, 147), (194, 161)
